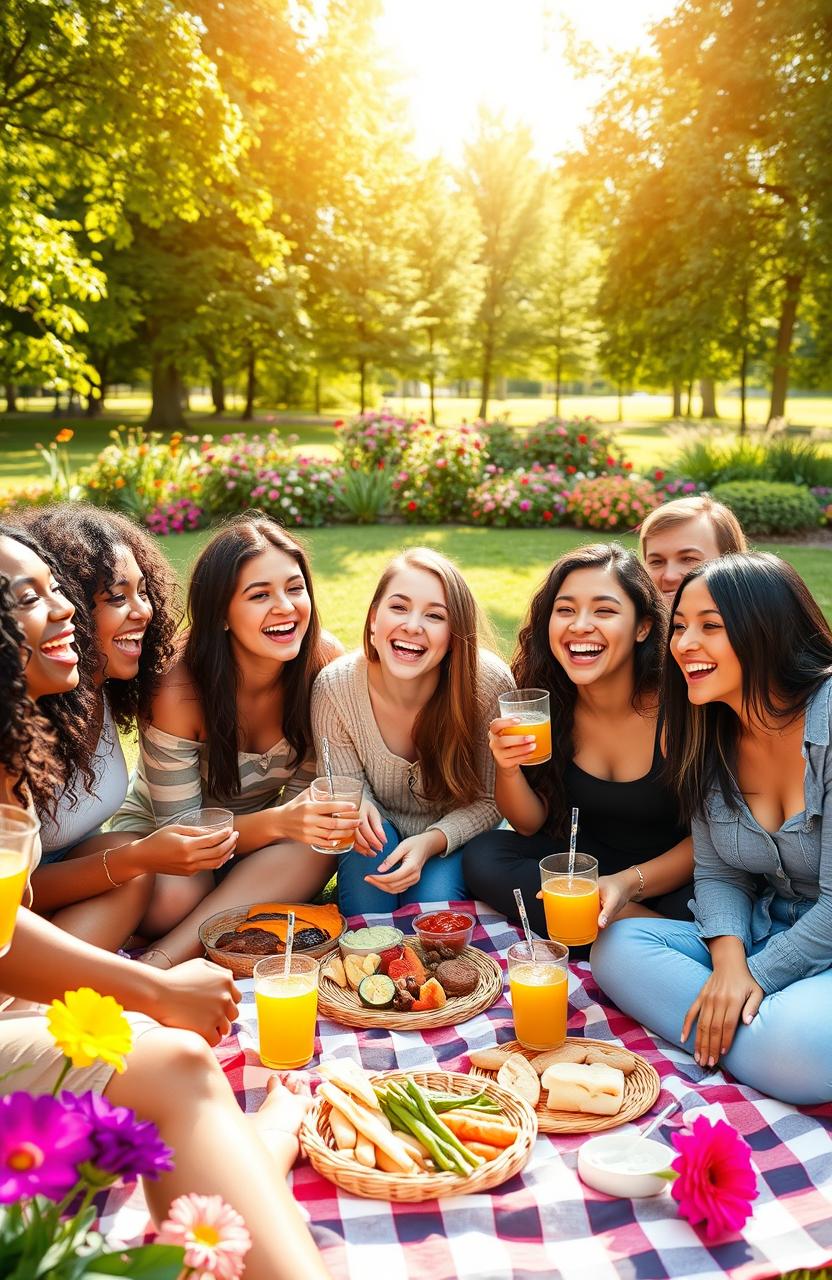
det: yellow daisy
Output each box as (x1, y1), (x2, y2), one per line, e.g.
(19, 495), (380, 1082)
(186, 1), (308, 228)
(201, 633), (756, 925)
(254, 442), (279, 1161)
(47, 988), (133, 1073)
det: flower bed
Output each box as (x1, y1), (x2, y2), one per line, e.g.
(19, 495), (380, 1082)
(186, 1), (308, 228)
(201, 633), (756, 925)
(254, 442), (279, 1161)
(566, 474), (662, 532)
(469, 464), (568, 526)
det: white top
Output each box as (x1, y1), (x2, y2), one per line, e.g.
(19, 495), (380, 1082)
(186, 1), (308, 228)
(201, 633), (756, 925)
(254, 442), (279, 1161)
(39, 700), (128, 860)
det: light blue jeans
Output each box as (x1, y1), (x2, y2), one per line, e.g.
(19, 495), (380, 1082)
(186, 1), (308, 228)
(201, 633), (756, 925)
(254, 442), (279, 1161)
(590, 908), (832, 1106)
(336, 820), (467, 918)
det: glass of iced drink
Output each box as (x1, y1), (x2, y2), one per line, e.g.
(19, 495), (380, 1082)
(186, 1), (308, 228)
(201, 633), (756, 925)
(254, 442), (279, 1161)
(309, 775), (363, 853)
(507, 939), (569, 1051)
(0, 805), (40, 957)
(539, 852), (600, 947)
(497, 689), (552, 765)
(254, 954), (319, 1069)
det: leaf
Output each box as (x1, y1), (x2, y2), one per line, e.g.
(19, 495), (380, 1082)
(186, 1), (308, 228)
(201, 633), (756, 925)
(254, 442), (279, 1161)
(81, 1244), (185, 1278)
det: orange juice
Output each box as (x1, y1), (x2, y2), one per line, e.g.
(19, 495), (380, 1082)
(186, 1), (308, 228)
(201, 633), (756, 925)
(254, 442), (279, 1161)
(509, 963), (568, 1051)
(543, 876), (600, 946)
(255, 972), (318, 1069)
(0, 851), (29, 956)
(501, 713), (552, 765)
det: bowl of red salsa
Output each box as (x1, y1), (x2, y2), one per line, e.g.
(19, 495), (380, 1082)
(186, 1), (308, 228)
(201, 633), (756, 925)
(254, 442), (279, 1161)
(411, 910), (475, 954)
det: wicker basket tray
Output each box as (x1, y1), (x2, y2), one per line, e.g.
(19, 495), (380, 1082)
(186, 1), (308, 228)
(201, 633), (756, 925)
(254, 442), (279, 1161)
(301, 1068), (537, 1201)
(317, 945), (501, 1030)
(469, 1038), (661, 1134)
(198, 904), (345, 979)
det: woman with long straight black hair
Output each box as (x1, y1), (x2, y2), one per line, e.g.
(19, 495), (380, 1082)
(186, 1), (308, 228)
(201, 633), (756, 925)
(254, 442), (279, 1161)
(591, 552), (832, 1105)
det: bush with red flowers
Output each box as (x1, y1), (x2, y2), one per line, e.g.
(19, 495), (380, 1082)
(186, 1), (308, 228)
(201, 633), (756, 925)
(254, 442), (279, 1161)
(566, 474), (662, 531)
(392, 424), (485, 522)
(469, 464), (568, 527)
(334, 410), (422, 471)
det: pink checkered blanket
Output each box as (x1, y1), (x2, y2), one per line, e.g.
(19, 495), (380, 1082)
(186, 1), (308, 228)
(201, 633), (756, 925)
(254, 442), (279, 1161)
(100, 903), (832, 1279)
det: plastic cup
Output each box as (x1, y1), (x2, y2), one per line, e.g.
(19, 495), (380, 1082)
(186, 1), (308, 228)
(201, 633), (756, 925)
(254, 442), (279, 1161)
(498, 688), (552, 765)
(310, 775), (363, 854)
(174, 807), (234, 831)
(540, 852), (600, 947)
(0, 805), (40, 958)
(254, 954), (319, 1069)
(507, 939), (569, 1051)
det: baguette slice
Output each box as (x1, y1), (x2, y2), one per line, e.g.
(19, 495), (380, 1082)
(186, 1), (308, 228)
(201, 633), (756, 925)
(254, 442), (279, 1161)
(497, 1053), (541, 1107)
(469, 1047), (514, 1071)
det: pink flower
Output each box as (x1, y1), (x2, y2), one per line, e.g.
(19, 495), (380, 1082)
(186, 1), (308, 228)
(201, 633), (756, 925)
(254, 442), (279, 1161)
(670, 1116), (758, 1242)
(157, 1192), (251, 1280)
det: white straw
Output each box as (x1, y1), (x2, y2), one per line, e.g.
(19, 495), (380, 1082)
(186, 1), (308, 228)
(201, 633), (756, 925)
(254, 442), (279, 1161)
(283, 910), (296, 979)
(568, 807), (579, 881)
(627, 1100), (679, 1153)
(321, 736), (335, 797)
(513, 888), (535, 960)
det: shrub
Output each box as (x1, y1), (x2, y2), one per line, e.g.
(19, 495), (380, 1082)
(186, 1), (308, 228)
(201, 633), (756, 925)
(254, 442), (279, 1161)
(145, 498), (207, 536)
(337, 467), (393, 524)
(392, 424), (485, 523)
(0, 484), (53, 519)
(642, 467), (706, 504)
(811, 486), (832, 527)
(566, 474), (662, 532)
(764, 437), (832, 487)
(335, 410), (422, 471)
(477, 419), (520, 470)
(517, 417), (631, 476)
(78, 427), (205, 518)
(468, 464), (568, 527)
(198, 430), (295, 515)
(673, 430), (832, 488)
(711, 480), (820, 536)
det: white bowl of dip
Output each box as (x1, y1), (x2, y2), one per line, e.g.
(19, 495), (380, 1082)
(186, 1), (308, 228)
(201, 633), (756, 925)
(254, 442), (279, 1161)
(577, 1133), (673, 1198)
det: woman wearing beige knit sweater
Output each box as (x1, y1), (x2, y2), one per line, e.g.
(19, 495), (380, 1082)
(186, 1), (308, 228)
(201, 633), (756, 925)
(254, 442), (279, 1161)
(311, 549), (512, 915)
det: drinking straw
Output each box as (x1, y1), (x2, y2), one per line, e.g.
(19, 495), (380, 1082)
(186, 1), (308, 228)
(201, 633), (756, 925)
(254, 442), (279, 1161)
(568, 806), (579, 882)
(283, 910), (296, 979)
(627, 1099), (679, 1153)
(321, 735), (335, 797)
(513, 888), (535, 960)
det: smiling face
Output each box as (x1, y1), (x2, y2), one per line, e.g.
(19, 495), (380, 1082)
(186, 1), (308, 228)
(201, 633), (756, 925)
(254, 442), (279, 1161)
(548, 564), (651, 688)
(225, 545), (312, 664)
(642, 513), (723, 604)
(0, 535), (79, 699)
(370, 566), (451, 681)
(670, 576), (743, 710)
(93, 544), (154, 683)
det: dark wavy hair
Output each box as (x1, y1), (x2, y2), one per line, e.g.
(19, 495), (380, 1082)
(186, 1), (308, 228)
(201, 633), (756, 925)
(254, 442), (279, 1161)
(513, 542), (667, 838)
(663, 552), (832, 822)
(0, 523), (98, 809)
(0, 574), (61, 814)
(19, 504), (180, 733)
(184, 513), (325, 800)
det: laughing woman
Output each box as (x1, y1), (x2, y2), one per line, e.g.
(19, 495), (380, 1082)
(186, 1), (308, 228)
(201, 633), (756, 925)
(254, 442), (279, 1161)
(112, 514), (347, 966)
(591, 554), (832, 1105)
(311, 548), (510, 915)
(463, 543), (693, 944)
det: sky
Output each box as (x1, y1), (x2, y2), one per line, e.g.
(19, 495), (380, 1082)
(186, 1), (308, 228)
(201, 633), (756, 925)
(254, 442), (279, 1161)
(376, 0), (677, 161)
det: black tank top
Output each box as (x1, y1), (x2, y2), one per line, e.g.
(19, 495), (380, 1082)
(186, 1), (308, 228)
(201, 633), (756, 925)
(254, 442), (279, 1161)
(561, 734), (687, 876)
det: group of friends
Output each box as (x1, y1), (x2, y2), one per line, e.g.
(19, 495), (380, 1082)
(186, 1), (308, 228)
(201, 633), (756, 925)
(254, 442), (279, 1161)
(0, 491), (830, 1276)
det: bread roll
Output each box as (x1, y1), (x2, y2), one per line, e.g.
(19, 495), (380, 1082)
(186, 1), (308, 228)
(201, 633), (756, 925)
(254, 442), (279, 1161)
(540, 1062), (625, 1115)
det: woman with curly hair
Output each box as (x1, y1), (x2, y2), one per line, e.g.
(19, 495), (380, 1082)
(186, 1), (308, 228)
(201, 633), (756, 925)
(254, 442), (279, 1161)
(9, 509), (236, 950)
(463, 543), (693, 946)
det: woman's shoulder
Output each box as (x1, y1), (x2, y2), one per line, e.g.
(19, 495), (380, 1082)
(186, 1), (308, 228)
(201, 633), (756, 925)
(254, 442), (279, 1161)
(312, 649), (365, 696)
(805, 674), (832, 744)
(151, 660), (205, 739)
(476, 647), (513, 691)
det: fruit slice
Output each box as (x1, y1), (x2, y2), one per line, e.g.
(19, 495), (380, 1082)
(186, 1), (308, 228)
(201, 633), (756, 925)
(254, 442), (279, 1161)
(378, 944), (404, 974)
(358, 974), (396, 1009)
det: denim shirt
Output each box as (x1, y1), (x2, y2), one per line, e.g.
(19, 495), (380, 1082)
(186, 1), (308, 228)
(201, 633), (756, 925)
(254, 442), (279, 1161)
(691, 676), (832, 995)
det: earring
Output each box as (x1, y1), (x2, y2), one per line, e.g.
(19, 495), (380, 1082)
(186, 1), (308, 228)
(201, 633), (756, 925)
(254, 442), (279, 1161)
(223, 622), (229, 632)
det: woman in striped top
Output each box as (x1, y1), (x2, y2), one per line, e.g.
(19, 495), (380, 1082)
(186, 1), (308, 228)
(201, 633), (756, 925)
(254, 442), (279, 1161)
(112, 514), (347, 966)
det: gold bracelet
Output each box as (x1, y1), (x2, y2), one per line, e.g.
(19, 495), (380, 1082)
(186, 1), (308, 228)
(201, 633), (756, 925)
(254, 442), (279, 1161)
(141, 947), (174, 969)
(102, 848), (121, 888)
(632, 864), (645, 899)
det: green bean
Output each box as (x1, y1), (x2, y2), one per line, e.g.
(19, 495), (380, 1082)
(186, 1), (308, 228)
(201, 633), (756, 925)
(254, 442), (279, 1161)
(427, 1090), (499, 1114)
(381, 1097), (469, 1174)
(405, 1079), (484, 1170)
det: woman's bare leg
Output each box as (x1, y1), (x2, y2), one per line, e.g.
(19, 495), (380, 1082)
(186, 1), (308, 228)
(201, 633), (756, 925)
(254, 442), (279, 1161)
(143, 841), (334, 966)
(105, 1030), (331, 1280)
(139, 870), (215, 939)
(49, 833), (155, 951)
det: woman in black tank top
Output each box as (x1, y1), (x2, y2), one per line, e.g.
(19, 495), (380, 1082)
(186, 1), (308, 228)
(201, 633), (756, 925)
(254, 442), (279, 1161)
(463, 544), (693, 949)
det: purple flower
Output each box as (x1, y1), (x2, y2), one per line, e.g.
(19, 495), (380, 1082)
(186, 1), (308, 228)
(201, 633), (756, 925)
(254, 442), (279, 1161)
(0, 1093), (93, 1203)
(62, 1092), (173, 1184)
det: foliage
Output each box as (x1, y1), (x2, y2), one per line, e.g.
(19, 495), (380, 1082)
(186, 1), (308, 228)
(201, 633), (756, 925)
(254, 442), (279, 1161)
(468, 464), (568, 527)
(336, 468), (393, 524)
(566, 475), (661, 532)
(76, 428), (204, 518)
(334, 411), (423, 471)
(392, 425), (485, 523)
(673, 431), (832, 488)
(200, 432), (342, 527)
(811, 487), (832, 527)
(711, 480), (821, 536)
(477, 419), (519, 470)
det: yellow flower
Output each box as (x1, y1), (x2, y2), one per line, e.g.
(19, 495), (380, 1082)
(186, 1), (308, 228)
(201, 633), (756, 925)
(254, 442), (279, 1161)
(47, 988), (133, 1073)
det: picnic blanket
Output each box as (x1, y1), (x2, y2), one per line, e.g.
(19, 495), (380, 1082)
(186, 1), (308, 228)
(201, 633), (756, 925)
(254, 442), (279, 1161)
(101, 902), (832, 1280)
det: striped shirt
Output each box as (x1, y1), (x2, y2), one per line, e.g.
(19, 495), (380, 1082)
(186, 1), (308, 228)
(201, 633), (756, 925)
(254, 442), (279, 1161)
(111, 723), (316, 834)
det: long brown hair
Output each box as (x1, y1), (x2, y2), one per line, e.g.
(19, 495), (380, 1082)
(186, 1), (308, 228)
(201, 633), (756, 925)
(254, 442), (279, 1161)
(184, 513), (325, 799)
(362, 548), (485, 808)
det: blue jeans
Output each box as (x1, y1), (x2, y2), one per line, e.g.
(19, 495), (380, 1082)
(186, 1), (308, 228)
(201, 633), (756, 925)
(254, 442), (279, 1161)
(590, 910), (832, 1106)
(336, 821), (468, 917)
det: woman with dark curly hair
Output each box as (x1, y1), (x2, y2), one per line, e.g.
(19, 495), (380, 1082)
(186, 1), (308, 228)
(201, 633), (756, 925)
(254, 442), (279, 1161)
(463, 543), (694, 945)
(8, 508), (236, 950)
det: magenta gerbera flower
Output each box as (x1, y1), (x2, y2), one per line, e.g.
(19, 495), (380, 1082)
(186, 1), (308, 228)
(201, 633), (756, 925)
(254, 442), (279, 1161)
(671, 1115), (759, 1241)
(0, 1093), (92, 1203)
(62, 1091), (173, 1184)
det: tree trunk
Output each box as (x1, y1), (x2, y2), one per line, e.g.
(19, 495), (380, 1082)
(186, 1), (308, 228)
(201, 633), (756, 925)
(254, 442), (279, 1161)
(358, 359), (366, 414)
(685, 381), (694, 417)
(4, 382), (18, 413)
(86, 354), (108, 416)
(478, 335), (494, 420)
(768, 271), (802, 422)
(242, 347), (256, 421)
(147, 357), (186, 431)
(737, 276), (749, 437)
(700, 377), (717, 419)
(617, 381), (624, 423)
(428, 329), (437, 425)
(210, 371), (226, 415)
(554, 350), (562, 416)
(314, 371), (321, 416)
(672, 380), (682, 418)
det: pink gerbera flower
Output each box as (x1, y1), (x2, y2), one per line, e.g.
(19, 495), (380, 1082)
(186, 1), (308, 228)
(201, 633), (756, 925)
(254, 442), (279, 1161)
(157, 1193), (251, 1280)
(671, 1116), (758, 1241)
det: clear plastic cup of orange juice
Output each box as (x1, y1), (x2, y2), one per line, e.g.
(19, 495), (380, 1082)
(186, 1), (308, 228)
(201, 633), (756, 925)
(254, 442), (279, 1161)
(310, 775), (364, 854)
(254, 954), (319, 1069)
(0, 805), (40, 958)
(540, 852), (600, 947)
(507, 940), (569, 1051)
(497, 688), (551, 765)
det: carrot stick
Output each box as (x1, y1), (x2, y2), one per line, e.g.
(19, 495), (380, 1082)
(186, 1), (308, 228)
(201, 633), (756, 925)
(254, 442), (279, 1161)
(440, 1111), (518, 1149)
(464, 1141), (504, 1162)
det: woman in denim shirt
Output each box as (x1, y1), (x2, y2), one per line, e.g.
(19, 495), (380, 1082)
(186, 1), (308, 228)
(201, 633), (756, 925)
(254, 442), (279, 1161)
(592, 553), (832, 1105)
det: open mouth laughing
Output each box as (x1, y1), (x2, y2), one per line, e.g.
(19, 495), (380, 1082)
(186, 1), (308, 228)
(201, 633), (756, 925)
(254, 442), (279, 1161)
(261, 620), (299, 645)
(112, 630), (146, 657)
(564, 641), (606, 665)
(40, 629), (78, 665)
(390, 637), (428, 663)
(684, 661), (717, 682)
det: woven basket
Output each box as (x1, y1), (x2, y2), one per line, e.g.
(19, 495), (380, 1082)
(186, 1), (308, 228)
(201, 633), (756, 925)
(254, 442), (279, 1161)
(317, 945), (501, 1030)
(469, 1038), (660, 1134)
(198, 904), (345, 979)
(301, 1069), (537, 1201)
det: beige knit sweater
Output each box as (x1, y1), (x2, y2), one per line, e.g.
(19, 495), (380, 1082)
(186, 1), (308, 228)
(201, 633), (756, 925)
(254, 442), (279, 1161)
(310, 649), (513, 853)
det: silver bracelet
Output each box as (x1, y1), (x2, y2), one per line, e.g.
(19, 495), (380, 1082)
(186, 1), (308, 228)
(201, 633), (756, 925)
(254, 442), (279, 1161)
(632, 864), (645, 899)
(102, 848), (121, 888)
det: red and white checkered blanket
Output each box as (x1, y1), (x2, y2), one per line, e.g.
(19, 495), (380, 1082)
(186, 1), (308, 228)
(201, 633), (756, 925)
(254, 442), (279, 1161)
(101, 903), (832, 1280)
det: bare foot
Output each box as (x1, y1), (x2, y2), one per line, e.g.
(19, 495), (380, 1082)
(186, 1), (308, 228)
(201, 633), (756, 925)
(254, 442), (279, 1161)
(255, 1075), (314, 1138)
